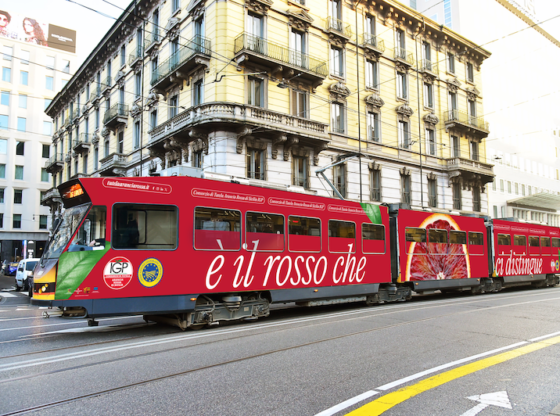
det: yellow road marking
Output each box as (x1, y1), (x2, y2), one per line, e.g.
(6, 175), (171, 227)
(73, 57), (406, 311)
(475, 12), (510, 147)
(348, 335), (560, 415)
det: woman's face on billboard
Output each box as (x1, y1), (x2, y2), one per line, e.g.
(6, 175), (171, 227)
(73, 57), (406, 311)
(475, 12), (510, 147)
(23, 19), (33, 34)
(0, 14), (8, 29)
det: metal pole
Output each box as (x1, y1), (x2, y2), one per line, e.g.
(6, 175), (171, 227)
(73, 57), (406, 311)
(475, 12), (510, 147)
(355, 0), (362, 203)
(415, 34), (424, 208)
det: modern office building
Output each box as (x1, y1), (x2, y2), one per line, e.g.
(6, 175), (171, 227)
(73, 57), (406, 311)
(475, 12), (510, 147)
(45, 0), (493, 217)
(413, 0), (560, 225)
(0, 11), (78, 261)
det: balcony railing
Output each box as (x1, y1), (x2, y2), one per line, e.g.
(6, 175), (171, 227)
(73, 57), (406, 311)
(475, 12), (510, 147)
(103, 103), (129, 125)
(445, 109), (489, 131)
(102, 76), (112, 91)
(368, 128), (379, 142)
(151, 36), (211, 86)
(402, 192), (411, 205)
(41, 188), (61, 206)
(428, 196), (437, 208)
(129, 45), (143, 66)
(421, 59), (438, 74)
(363, 33), (385, 52)
(144, 33), (161, 52)
(453, 198), (462, 210)
(100, 152), (127, 171)
(45, 153), (65, 173)
(149, 102), (329, 143)
(73, 133), (93, 153)
(394, 47), (414, 65)
(371, 189), (381, 202)
(326, 18), (352, 37)
(234, 33), (328, 77)
(473, 200), (481, 212)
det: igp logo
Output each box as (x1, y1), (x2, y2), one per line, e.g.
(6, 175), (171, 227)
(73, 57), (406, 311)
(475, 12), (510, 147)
(103, 257), (133, 290)
(138, 258), (163, 288)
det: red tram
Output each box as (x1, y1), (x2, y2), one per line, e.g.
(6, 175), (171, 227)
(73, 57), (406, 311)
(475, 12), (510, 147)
(31, 176), (560, 328)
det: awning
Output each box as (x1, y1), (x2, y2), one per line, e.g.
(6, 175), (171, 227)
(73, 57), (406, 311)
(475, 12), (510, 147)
(507, 192), (560, 210)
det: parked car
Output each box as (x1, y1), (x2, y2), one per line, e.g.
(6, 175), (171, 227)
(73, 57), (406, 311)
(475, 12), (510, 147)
(15, 259), (39, 292)
(6, 262), (18, 276)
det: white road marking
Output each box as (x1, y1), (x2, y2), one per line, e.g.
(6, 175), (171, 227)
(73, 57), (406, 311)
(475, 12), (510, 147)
(23, 323), (155, 335)
(0, 315), (140, 330)
(461, 403), (490, 416)
(2, 292), (560, 375)
(461, 391), (512, 415)
(0, 293), (18, 298)
(375, 342), (528, 391)
(315, 391), (378, 416)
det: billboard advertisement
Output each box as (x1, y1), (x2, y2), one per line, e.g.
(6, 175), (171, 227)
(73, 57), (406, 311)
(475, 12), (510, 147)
(0, 9), (76, 53)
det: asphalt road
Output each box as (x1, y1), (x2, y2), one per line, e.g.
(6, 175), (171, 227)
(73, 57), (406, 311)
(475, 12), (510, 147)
(1, 275), (560, 416)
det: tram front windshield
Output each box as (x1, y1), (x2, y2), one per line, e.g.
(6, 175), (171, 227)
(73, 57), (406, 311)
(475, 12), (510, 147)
(43, 204), (90, 260)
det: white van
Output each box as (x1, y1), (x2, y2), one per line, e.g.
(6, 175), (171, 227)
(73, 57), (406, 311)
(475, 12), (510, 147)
(15, 258), (39, 292)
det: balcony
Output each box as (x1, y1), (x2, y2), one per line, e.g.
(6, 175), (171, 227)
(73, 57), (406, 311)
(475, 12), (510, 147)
(73, 133), (93, 154)
(41, 188), (62, 208)
(363, 33), (385, 54)
(129, 46), (143, 67)
(444, 109), (489, 138)
(394, 47), (414, 66)
(99, 152), (127, 176)
(233, 33), (327, 87)
(421, 59), (438, 75)
(103, 103), (129, 129)
(70, 172), (90, 180)
(91, 85), (102, 104)
(144, 33), (161, 54)
(45, 153), (65, 174)
(151, 36), (212, 92)
(102, 76), (112, 93)
(326, 18), (352, 38)
(446, 156), (494, 186)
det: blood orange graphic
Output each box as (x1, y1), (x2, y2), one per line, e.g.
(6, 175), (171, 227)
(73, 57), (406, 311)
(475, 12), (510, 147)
(405, 214), (471, 281)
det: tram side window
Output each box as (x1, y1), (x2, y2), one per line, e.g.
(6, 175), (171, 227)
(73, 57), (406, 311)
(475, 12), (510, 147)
(113, 204), (177, 250)
(69, 206), (107, 252)
(468, 232), (484, 245)
(514, 235), (526, 247)
(541, 237), (551, 255)
(529, 236), (540, 247)
(405, 228), (426, 243)
(194, 207), (240, 251)
(449, 231), (466, 244)
(497, 234), (511, 246)
(428, 229), (447, 244)
(362, 223), (385, 254)
(552, 238), (560, 248)
(246, 212), (284, 251)
(288, 216), (321, 252)
(329, 220), (356, 253)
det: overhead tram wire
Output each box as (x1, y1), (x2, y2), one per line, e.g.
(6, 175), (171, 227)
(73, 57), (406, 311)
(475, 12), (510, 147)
(65, 0), (240, 73)
(58, 0), (560, 170)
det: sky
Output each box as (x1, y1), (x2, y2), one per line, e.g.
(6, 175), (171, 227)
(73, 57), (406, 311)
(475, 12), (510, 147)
(2, 0), (560, 71)
(0, 0), (132, 65)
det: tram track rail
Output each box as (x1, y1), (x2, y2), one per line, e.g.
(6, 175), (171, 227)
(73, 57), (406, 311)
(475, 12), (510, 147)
(1, 288), (560, 415)
(0, 288), (552, 362)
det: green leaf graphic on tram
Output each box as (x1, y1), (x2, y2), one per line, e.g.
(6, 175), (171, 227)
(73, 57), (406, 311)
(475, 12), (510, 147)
(55, 242), (110, 300)
(360, 203), (382, 225)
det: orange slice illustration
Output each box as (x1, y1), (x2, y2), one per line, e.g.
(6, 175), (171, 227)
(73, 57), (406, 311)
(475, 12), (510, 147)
(404, 214), (471, 282)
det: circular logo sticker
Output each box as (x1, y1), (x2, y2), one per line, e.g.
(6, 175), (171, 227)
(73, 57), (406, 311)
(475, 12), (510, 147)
(556, 260), (559, 272)
(103, 257), (133, 290)
(138, 258), (163, 288)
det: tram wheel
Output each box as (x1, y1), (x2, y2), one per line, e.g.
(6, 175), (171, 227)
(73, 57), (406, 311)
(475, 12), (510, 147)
(189, 324), (205, 330)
